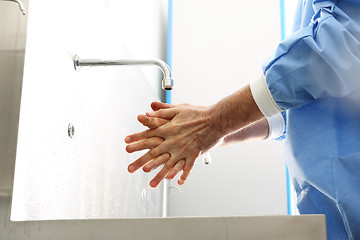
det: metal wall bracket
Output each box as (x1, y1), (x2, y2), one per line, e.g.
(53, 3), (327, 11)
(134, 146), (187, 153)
(0, 0), (26, 15)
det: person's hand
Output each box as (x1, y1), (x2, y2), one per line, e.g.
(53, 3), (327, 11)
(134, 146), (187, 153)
(125, 102), (222, 188)
(126, 103), (193, 186)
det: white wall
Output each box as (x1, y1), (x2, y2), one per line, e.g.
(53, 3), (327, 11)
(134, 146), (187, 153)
(168, 0), (287, 216)
(114, 0), (169, 101)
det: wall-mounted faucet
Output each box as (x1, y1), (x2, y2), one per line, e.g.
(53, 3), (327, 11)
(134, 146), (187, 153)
(1, 0), (26, 15)
(74, 55), (174, 91)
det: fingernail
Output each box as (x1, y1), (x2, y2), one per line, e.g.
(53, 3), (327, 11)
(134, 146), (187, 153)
(178, 179), (184, 185)
(128, 165), (135, 173)
(125, 137), (130, 143)
(150, 180), (157, 188)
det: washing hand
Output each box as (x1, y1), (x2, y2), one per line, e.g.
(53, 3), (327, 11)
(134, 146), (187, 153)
(125, 102), (222, 188)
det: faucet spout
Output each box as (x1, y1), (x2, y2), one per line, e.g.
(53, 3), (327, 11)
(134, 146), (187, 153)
(1, 0), (26, 15)
(74, 55), (174, 91)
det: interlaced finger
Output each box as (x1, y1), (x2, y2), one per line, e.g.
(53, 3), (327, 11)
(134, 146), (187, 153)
(143, 153), (171, 173)
(128, 146), (164, 173)
(146, 108), (178, 120)
(149, 161), (177, 188)
(177, 158), (196, 185)
(138, 114), (169, 130)
(166, 159), (185, 180)
(151, 102), (176, 111)
(125, 128), (157, 144)
(126, 137), (163, 153)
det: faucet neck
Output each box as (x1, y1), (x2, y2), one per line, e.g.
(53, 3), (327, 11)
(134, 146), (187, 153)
(74, 55), (174, 91)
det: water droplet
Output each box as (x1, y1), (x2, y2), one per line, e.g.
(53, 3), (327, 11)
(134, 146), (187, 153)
(141, 188), (147, 199)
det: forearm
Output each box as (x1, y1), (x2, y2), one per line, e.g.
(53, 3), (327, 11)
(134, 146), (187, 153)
(209, 84), (265, 140)
(222, 117), (269, 145)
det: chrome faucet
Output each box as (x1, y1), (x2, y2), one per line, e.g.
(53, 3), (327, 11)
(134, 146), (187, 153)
(74, 55), (174, 91)
(1, 0), (26, 15)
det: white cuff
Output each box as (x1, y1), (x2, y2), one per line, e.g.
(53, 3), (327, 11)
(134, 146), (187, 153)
(250, 74), (282, 118)
(264, 113), (285, 140)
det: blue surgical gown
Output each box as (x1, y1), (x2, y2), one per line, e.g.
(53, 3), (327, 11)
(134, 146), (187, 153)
(263, 0), (360, 239)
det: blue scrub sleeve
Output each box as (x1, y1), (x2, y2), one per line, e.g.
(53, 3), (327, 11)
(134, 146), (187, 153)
(263, 4), (360, 110)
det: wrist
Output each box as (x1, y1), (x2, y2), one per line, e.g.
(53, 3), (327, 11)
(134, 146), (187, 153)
(207, 105), (227, 141)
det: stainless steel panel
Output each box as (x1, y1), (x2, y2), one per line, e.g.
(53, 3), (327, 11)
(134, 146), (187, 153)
(1, 195), (327, 240)
(6, 0), (164, 220)
(0, 0), (28, 196)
